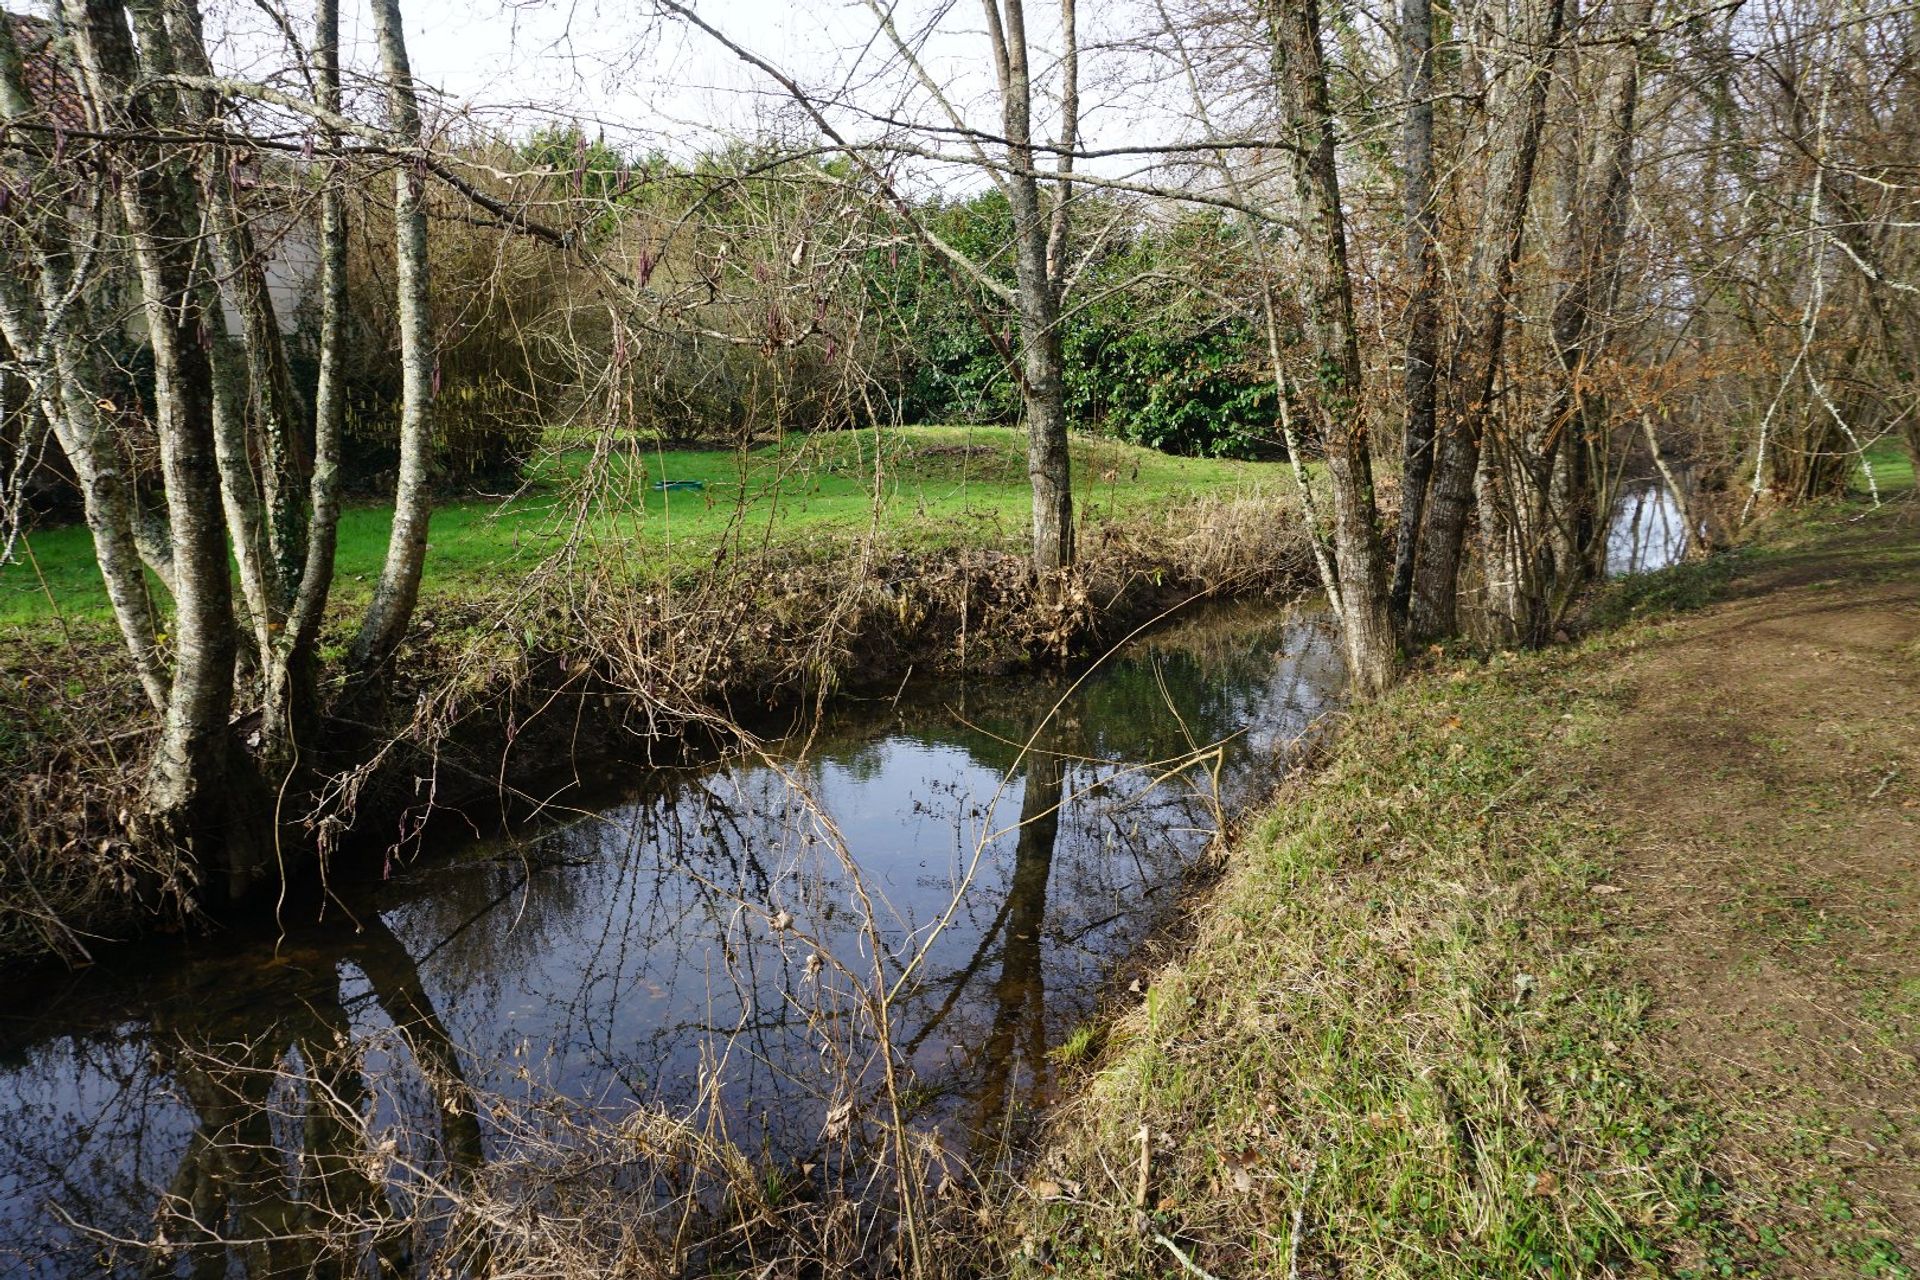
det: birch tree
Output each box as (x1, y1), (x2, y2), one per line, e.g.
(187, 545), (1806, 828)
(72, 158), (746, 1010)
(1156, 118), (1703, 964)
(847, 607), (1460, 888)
(65, 0), (241, 869)
(351, 0), (436, 670)
(0, 13), (169, 710)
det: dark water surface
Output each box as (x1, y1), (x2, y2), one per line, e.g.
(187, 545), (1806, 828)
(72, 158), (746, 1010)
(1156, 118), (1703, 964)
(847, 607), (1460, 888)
(0, 601), (1345, 1276)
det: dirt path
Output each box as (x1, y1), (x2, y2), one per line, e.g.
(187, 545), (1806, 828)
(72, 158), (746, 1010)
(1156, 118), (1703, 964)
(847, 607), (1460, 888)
(1581, 505), (1920, 1275)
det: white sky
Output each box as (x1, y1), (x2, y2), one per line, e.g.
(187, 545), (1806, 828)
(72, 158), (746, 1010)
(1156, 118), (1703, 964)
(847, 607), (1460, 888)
(250, 0), (1194, 185)
(2, 0), (1231, 196)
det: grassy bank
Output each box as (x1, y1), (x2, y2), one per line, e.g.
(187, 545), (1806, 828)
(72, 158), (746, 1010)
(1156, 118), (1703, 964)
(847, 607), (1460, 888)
(0, 425), (1280, 625)
(995, 498), (1918, 1278)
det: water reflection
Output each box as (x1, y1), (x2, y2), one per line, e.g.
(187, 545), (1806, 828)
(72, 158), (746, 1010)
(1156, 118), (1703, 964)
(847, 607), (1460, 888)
(972, 744), (1062, 1141)
(1607, 479), (1693, 575)
(0, 601), (1344, 1276)
(0, 916), (486, 1277)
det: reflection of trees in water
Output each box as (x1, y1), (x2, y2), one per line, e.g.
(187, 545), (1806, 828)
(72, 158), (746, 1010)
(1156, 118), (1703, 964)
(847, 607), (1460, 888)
(972, 747), (1061, 1140)
(1606, 481), (1689, 575)
(0, 604), (1346, 1274)
(0, 914), (483, 1278)
(145, 913), (484, 1279)
(0, 1037), (183, 1276)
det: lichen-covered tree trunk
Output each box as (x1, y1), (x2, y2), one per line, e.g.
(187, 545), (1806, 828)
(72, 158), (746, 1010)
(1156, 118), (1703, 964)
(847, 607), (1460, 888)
(66, 0), (241, 878)
(985, 0), (1075, 576)
(1265, 0), (1398, 696)
(155, 0), (325, 761)
(351, 0), (435, 672)
(1407, 0), (1566, 643)
(0, 16), (168, 710)
(164, 0), (310, 601)
(275, 0), (349, 757)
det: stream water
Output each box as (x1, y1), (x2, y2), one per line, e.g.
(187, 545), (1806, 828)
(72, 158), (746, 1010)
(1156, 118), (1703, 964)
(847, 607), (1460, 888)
(0, 601), (1346, 1276)
(1607, 478), (1694, 576)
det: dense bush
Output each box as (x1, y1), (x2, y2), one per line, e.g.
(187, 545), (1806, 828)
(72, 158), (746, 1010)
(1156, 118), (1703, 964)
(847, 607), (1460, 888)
(1063, 284), (1278, 459)
(868, 193), (1278, 456)
(305, 140), (1279, 469)
(584, 143), (880, 444)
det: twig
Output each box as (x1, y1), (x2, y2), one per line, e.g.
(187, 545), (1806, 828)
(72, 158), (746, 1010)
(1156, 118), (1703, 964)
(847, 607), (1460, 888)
(1288, 1152), (1319, 1280)
(1135, 1122), (1152, 1208)
(1153, 1232), (1222, 1280)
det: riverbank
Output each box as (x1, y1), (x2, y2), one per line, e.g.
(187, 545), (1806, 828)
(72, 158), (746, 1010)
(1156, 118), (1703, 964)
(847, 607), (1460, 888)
(995, 497), (1919, 1277)
(0, 428), (1313, 965)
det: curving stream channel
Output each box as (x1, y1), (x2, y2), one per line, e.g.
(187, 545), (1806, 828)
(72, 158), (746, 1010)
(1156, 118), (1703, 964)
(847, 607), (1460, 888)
(0, 601), (1347, 1276)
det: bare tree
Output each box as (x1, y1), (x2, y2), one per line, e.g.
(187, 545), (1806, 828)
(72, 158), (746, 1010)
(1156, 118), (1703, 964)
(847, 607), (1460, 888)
(1406, 0), (1568, 643)
(1263, 0), (1399, 694)
(986, 0), (1080, 574)
(654, 0), (1086, 575)
(1388, 0), (1441, 635)
(65, 0), (243, 867)
(276, 0), (349, 752)
(1524, 0), (1658, 628)
(351, 0), (436, 671)
(0, 0), (442, 896)
(0, 13), (168, 709)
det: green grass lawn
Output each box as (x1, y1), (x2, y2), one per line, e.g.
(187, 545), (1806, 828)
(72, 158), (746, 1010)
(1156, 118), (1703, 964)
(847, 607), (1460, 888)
(1856, 434), (1916, 495)
(0, 426), (1282, 626)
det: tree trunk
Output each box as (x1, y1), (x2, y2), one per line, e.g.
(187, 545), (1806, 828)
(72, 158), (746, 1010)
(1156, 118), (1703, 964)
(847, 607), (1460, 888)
(1388, 0), (1440, 636)
(1406, 0), (1567, 643)
(985, 0), (1075, 575)
(165, 0), (311, 605)
(66, 0), (241, 877)
(1016, 298), (1073, 576)
(1511, 0), (1656, 633)
(351, 0), (435, 672)
(153, 0), (331, 762)
(124, 0), (283, 690)
(1265, 0), (1399, 696)
(273, 0), (349, 759)
(0, 15), (169, 710)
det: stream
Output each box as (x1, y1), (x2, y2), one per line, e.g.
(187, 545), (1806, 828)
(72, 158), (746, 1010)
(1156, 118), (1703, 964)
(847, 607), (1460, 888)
(0, 601), (1346, 1276)
(1607, 478), (1694, 576)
